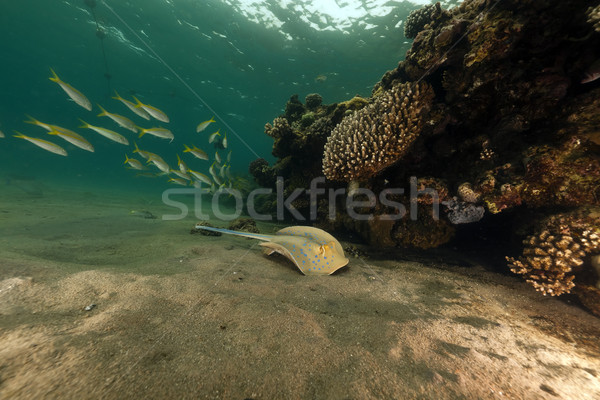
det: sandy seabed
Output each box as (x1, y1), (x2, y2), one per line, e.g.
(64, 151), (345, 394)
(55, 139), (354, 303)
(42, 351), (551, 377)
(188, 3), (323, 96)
(1, 180), (599, 400)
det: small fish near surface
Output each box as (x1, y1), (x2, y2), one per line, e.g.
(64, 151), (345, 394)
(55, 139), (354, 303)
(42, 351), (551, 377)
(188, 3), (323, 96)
(79, 119), (129, 146)
(193, 225), (349, 275)
(112, 90), (151, 120)
(49, 68), (92, 111)
(97, 104), (137, 133)
(197, 116), (215, 133)
(13, 131), (68, 156)
(132, 96), (169, 123)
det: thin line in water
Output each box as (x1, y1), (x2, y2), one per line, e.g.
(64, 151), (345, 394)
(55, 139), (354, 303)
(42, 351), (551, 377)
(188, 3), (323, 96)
(99, 0), (262, 160)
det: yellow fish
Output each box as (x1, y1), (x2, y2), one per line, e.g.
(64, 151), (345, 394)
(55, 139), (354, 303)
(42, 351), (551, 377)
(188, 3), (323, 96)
(138, 127), (174, 142)
(97, 104), (137, 132)
(168, 177), (189, 186)
(183, 144), (208, 160)
(208, 129), (221, 143)
(79, 119), (129, 145)
(0, 129), (4, 138)
(112, 90), (151, 120)
(133, 142), (152, 160)
(47, 129), (94, 153)
(176, 154), (188, 174)
(147, 153), (170, 173)
(197, 116), (215, 133)
(24, 115), (53, 131)
(171, 170), (191, 181)
(188, 169), (212, 185)
(132, 96), (169, 123)
(49, 68), (92, 111)
(222, 131), (228, 148)
(215, 151), (221, 164)
(124, 154), (145, 170)
(24, 116), (93, 151)
(13, 131), (67, 156)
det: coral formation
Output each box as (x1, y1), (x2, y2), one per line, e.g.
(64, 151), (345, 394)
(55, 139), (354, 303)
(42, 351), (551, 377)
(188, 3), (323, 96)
(322, 82), (434, 182)
(305, 93), (323, 110)
(507, 211), (600, 303)
(404, 3), (440, 39)
(588, 5), (600, 32)
(228, 217), (259, 233)
(251, 0), (600, 302)
(248, 158), (275, 188)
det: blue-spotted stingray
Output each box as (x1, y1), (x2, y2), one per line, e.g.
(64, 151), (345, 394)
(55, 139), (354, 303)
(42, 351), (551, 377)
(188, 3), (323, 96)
(194, 225), (349, 275)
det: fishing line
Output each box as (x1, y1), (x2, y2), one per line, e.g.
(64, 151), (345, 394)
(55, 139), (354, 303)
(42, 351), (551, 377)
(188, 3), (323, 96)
(99, 0), (262, 160)
(84, 0), (112, 97)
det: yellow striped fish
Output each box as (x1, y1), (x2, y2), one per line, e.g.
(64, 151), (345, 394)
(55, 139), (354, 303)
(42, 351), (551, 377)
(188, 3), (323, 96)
(113, 90), (151, 120)
(79, 119), (129, 145)
(97, 104), (137, 132)
(13, 131), (67, 156)
(132, 96), (169, 123)
(49, 68), (92, 111)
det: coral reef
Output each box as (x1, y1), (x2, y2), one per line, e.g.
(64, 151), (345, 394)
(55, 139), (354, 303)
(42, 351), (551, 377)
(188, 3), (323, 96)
(322, 82), (434, 182)
(251, 0), (600, 288)
(404, 3), (441, 39)
(588, 5), (600, 32)
(305, 93), (323, 110)
(249, 158), (276, 188)
(506, 210), (600, 315)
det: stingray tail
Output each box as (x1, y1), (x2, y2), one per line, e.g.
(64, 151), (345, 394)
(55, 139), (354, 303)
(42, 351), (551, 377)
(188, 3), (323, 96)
(194, 225), (272, 241)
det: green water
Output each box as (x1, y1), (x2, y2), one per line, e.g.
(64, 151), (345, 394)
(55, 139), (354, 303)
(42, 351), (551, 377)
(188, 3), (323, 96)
(0, 0), (443, 193)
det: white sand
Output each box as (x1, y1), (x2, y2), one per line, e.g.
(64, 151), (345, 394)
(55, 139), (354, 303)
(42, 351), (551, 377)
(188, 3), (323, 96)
(1, 182), (599, 399)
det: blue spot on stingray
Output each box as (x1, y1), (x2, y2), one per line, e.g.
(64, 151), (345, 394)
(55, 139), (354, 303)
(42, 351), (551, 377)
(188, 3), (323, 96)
(324, 256), (327, 259)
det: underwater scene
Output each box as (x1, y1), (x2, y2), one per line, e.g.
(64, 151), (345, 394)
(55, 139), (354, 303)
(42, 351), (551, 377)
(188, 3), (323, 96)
(1, 0), (600, 398)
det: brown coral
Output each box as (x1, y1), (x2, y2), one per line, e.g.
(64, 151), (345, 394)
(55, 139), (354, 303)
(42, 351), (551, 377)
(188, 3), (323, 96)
(588, 5), (600, 32)
(457, 182), (480, 203)
(265, 117), (292, 139)
(322, 82), (434, 182)
(507, 211), (600, 296)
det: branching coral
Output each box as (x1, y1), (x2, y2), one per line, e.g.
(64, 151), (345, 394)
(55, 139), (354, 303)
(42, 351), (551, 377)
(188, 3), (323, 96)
(264, 117), (292, 139)
(322, 82), (434, 182)
(587, 5), (600, 32)
(507, 212), (600, 296)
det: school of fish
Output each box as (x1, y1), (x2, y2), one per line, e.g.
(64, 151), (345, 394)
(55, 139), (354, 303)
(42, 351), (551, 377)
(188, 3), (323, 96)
(3, 68), (240, 194)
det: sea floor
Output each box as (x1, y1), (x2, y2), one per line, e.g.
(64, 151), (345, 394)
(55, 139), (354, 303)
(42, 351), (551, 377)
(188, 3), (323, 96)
(1, 180), (600, 400)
